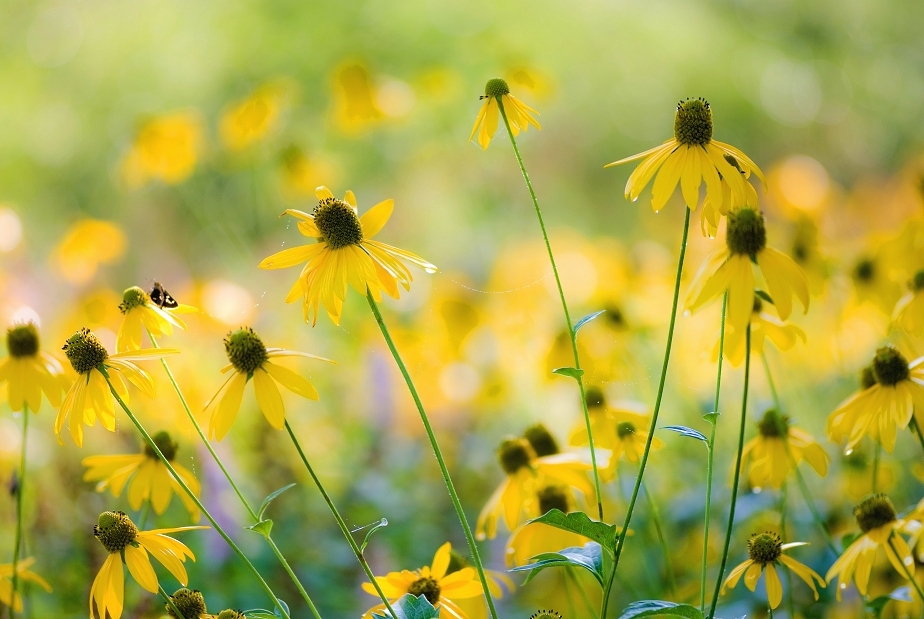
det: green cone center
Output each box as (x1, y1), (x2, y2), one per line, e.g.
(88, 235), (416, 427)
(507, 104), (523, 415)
(225, 328), (268, 375)
(674, 98), (713, 146)
(313, 198), (363, 249)
(166, 588), (207, 619)
(524, 424), (559, 457)
(757, 409), (789, 438)
(408, 576), (441, 605)
(94, 511), (138, 553)
(498, 438), (534, 474)
(617, 421), (636, 439)
(585, 386), (605, 410)
(7, 323), (39, 358)
(726, 208), (767, 257)
(871, 346), (909, 386)
(913, 270), (924, 292)
(484, 78), (510, 98)
(860, 365), (877, 390)
(119, 286), (149, 314)
(63, 328), (109, 374)
(854, 493), (897, 532)
(144, 431), (178, 462)
(747, 532), (782, 564)
(538, 485), (570, 514)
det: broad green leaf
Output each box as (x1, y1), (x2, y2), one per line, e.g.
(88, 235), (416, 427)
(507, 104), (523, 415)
(258, 483), (297, 519)
(358, 518), (389, 553)
(247, 519), (274, 538)
(573, 310), (606, 335)
(552, 367), (585, 379)
(618, 600), (705, 619)
(867, 585), (912, 618)
(662, 425), (707, 442)
(526, 509), (619, 554)
(509, 542), (605, 587)
(371, 594), (441, 619)
(702, 412), (719, 426)
(274, 599), (290, 619)
(244, 612), (276, 619)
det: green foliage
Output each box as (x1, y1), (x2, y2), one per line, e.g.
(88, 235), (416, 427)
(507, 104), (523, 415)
(510, 542), (605, 587)
(617, 600), (705, 619)
(526, 509), (620, 555)
(371, 594), (441, 619)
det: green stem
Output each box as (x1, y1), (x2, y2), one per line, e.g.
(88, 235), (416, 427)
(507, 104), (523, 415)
(706, 325), (751, 619)
(567, 567), (600, 619)
(889, 534), (924, 604)
(9, 407), (28, 619)
(780, 483), (794, 619)
(102, 372), (291, 619)
(602, 206), (691, 619)
(642, 479), (677, 600)
(159, 584), (186, 619)
(497, 98), (603, 520)
(147, 333), (323, 619)
(872, 443), (881, 493)
(366, 291), (499, 619)
(701, 294), (727, 612)
(283, 421), (398, 619)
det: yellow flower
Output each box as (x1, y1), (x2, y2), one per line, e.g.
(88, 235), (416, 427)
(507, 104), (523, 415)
(686, 207), (809, 335)
(826, 494), (919, 600)
(51, 219), (127, 285)
(259, 186), (437, 326)
(701, 169), (760, 238)
(116, 286), (195, 353)
(332, 62), (382, 133)
(469, 78), (540, 150)
(827, 346), (924, 453)
(722, 532), (824, 609)
(121, 111), (203, 188)
(89, 511), (206, 619)
(568, 388), (659, 481)
(443, 549), (514, 619)
(892, 271), (924, 336)
(205, 328), (331, 440)
(362, 542), (485, 619)
(476, 428), (595, 540)
(55, 329), (178, 447)
(605, 98), (765, 215)
(0, 322), (65, 412)
(716, 295), (806, 367)
(851, 253), (903, 315)
(0, 558), (52, 611)
(741, 409), (828, 490)
(220, 84), (286, 151)
(82, 431), (201, 521)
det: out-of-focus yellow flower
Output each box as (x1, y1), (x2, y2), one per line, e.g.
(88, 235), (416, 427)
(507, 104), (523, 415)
(851, 253), (904, 315)
(827, 346), (924, 453)
(505, 66), (554, 99)
(892, 271), (924, 336)
(116, 286), (195, 353)
(52, 220), (126, 284)
(686, 207), (809, 335)
(205, 328), (329, 440)
(89, 510), (206, 619)
(121, 111), (203, 188)
(469, 78), (540, 150)
(843, 450), (894, 500)
(361, 542), (485, 619)
(220, 84), (287, 151)
(826, 494), (919, 600)
(55, 328), (178, 447)
(278, 146), (336, 199)
(505, 522), (591, 568)
(0, 558), (52, 611)
(722, 533), (824, 609)
(0, 322), (65, 412)
(788, 214), (829, 295)
(741, 409), (828, 490)
(606, 98), (765, 217)
(767, 155), (833, 219)
(717, 295), (806, 367)
(82, 431), (200, 521)
(259, 186), (437, 326)
(332, 62), (382, 133)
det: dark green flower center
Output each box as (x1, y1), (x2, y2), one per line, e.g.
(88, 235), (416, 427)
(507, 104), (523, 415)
(871, 346), (909, 386)
(859, 365), (877, 390)
(7, 323), (39, 358)
(617, 422), (636, 439)
(757, 409), (789, 438)
(585, 386), (605, 410)
(530, 612), (563, 619)
(854, 493), (897, 532)
(726, 208), (767, 257)
(408, 576), (441, 605)
(144, 431), (178, 462)
(94, 511), (138, 553)
(674, 98), (713, 146)
(524, 424), (560, 457)
(217, 611), (246, 619)
(537, 485), (570, 515)
(853, 259), (875, 283)
(225, 328), (268, 375)
(63, 328), (109, 374)
(747, 532), (782, 564)
(498, 438), (535, 474)
(166, 588), (207, 619)
(119, 286), (149, 314)
(843, 450), (868, 471)
(912, 270), (924, 292)
(313, 198), (363, 249)
(605, 305), (628, 330)
(483, 78), (510, 99)
(792, 240), (808, 263)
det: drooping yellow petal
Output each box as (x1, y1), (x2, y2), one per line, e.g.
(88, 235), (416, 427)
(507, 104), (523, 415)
(124, 544), (158, 593)
(253, 367), (286, 430)
(765, 563), (783, 609)
(210, 372), (247, 441)
(263, 362), (319, 400)
(360, 199), (394, 240)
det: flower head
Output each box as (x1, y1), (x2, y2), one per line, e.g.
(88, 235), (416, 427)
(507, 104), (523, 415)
(0, 558), (52, 611)
(117, 285), (195, 352)
(55, 329), (178, 446)
(259, 186), (437, 326)
(205, 328), (332, 440)
(220, 84), (286, 151)
(722, 532), (824, 608)
(165, 587), (207, 619)
(0, 322), (66, 412)
(741, 409), (828, 489)
(121, 111), (202, 188)
(469, 78), (541, 150)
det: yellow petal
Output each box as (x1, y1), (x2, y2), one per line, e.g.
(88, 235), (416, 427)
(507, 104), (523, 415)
(360, 199), (394, 240)
(253, 368), (286, 430)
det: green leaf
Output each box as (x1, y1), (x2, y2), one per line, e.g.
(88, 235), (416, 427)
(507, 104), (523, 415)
(755, 289), (774, 305)
(371, 594), (441, 619)
(702, 412), (719, 426)
(258, 483), (297, 519)
(552, 367), (585, 379)
(662, 425), (707, 443)
(274, 599), (290, 619)
(866, 586), (912, 618)
(244, 612), (276, 619)
(573, 310), (606, 335)
(526, 509), (620, 555)
(509, 542), (605, 587)
(618, 600), (705, 619)
(358, 518), (389, 553)
(247, 519), (274, 538)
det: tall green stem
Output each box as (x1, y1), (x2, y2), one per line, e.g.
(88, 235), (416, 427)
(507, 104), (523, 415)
(497, 98), (603, 519)
(283, 421), (397, 618)
(8, 407), (28, 619)
(701, 294), (727, 612)
(366, 291), (499, 619)
(601, 206), (691, 619)
(706, 326), (751, 619)
(642, 479), (677, 600)
(779, 483), (794, 619)
(102, 372), (291, 619)
(147, 332), (323, 619)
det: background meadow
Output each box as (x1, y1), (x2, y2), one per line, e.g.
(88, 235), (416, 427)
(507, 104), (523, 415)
(3, 0), (924, 617)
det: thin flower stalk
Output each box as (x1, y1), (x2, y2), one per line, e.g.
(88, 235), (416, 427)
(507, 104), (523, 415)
(8, 407), (28, 619)
(497, 97), (604, 520)
(159, 585), (186, 619)
(642, 479), (677, 600)
(366, 290), (499, 619)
